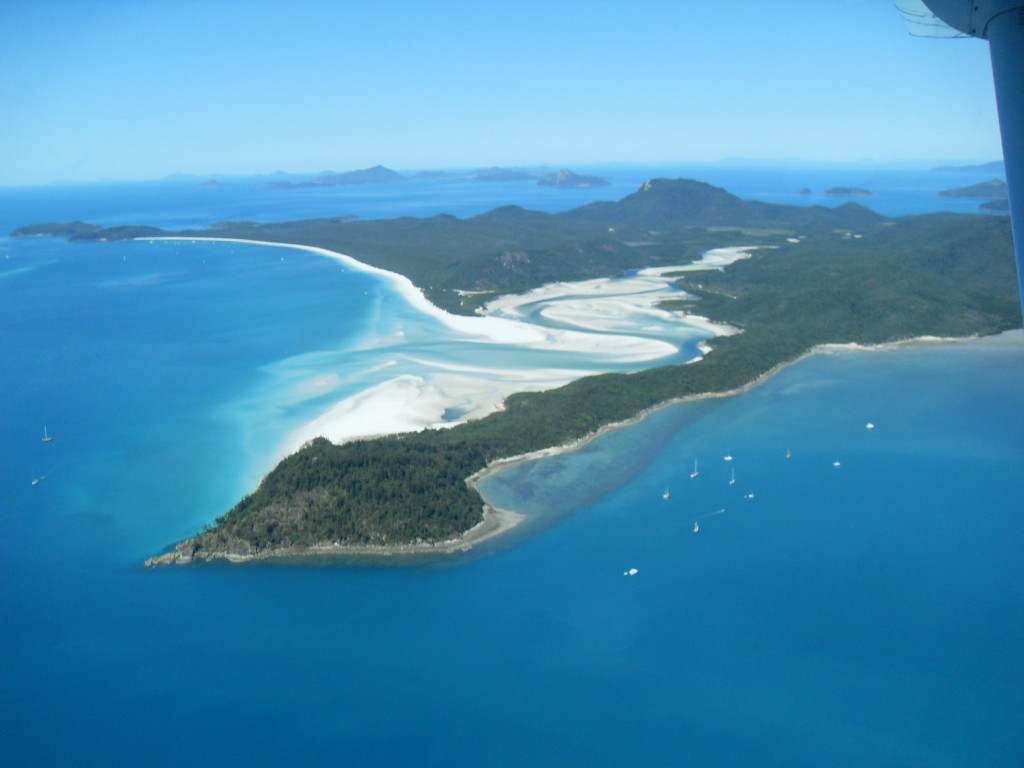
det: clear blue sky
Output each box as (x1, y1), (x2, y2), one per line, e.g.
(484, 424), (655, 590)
(0, 0), (1003, 186)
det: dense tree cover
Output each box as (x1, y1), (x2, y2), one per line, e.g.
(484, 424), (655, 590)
(13, 178), (886, 314)
(11, 220), (103, 238)
(179, 199), (1017, 559)
(14, 179), (1019, 560)
(191, 437), (488, 556)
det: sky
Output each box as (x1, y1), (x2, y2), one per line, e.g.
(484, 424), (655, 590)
(0, 0), (1004, 186)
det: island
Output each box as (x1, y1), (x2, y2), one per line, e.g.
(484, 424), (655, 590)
(931, 160), (1005, 174)
(981, 199), (1010, 213)
(266, 165), (406, 189)
(536, 169), (610, 188)
(937, 178), (1008, 200)
(15, 178), (1018, 565)
(467, 167), (539, 182)
(213, 164), (610, 190)
(821, 187), (873, 197)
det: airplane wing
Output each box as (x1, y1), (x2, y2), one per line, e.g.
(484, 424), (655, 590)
(896, 0), (1024, 316)
(894, 0), (968, 36)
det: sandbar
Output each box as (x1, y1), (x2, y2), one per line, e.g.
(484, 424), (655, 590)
(146, 236), (736, 463)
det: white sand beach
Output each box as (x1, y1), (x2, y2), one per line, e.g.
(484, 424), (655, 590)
(638, 245), (775, 273)
(147, 237), (741, 467)
(142, 237), (1012, 562)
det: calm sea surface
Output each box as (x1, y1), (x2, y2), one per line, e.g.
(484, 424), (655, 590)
(1, 166), (1021, 767)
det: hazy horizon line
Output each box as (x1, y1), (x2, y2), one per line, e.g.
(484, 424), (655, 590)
(2, 156), (1006, 189)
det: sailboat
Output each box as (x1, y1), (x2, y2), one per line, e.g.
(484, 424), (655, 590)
(692, 520), (699, 534)
(785, 448), (791, 460)
(729, 466), (736, 486)
(41, 426), (53, 443)
(690, 459), (699, 479)
(662, 486), (670, 501)
(31, 469), (39, 487)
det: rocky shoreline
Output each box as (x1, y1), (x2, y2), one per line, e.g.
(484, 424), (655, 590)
(144, 502), (525, 567)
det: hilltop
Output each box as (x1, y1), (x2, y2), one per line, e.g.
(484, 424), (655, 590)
(13, 178), (886, 314)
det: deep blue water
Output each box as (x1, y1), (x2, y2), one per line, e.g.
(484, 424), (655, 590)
(1, 167), (1021, 767)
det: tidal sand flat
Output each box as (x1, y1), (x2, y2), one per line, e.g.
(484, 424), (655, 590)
(160, 239), (739, 466)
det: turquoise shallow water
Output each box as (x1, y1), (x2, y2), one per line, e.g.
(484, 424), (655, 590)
(476, 338), (1024, 765)
(1, 172), (1021, 766)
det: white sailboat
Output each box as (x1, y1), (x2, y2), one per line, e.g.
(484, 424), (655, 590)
(41, 426), (53, 443)
(729, 466), (736, 486)
(690, 459), (699, 479)
(692, 520), (699, 534)
(662, 486), (670, 500)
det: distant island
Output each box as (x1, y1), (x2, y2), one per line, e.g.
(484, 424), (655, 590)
(937, 178), (1008, 200)
(981, 199), (1010, 212)
(537, 169), (610, 188)
(937, 178), (1009, 212)
(257, 164), (611, 190)
(822, 187), (872, 198)
(266, 165), (406, 189)
(468, 167), (538, 182)
(931, 160), (1005, 174)
(411, 170), (454, 181)
(15, 178), (1018, 565)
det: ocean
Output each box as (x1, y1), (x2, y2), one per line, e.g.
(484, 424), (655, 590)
(1, 165), (1021, 766)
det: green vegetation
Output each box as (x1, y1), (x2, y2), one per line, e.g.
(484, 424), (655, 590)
(12, 178), (887, 315)
(194, 437), (488, 556)
(14, 179), (1019, 562)
(937, 178), (1007, 200)
(11, 221), (103, 238)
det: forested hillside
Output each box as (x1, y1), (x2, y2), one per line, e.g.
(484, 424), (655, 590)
(15, 179), (1018, 562)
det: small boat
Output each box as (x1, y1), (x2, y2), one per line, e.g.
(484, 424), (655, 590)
(785, 448), (791, 460)
(723, 453), (733, 462)
(690, 459), (699, 479)
(833, 460), (841, 467)
(866, 422), (875, 430)
(662, 486), (670, 500)
(692, 520), (699, 534)
(31, 475), (39, 487)
(623, 567), (639, 576)
(41, 426), (53, 443)
(729, 467), (736, 486)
